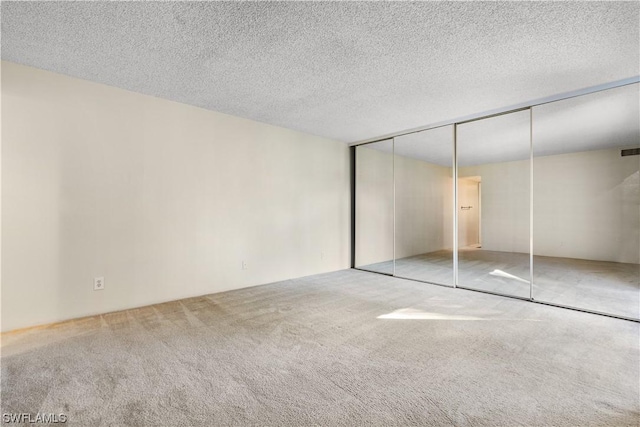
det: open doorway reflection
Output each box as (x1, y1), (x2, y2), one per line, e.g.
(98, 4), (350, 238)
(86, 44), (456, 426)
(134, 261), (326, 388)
(458, 176), (481, 250)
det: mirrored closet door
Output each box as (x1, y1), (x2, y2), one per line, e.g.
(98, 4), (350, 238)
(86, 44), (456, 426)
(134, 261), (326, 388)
(394, 126), (454, 286)
(532, 83), (640, 319)
(456, 110), (531, 299)
(355, 139), (395, 275)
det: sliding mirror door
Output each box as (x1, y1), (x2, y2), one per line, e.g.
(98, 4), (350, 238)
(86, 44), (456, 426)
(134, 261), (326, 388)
(456, 110), (531, 298)
(394, 127), (454, 286)
(355, 139), (394, 274)
(532, 84), (640, 319)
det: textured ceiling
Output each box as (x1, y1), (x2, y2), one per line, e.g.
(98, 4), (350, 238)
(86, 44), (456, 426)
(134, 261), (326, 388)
(2, 1), (639, 143)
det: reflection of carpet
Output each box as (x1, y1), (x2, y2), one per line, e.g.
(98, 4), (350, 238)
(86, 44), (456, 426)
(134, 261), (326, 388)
(358, 249), (639, 318)
(2, 269), (638, 426)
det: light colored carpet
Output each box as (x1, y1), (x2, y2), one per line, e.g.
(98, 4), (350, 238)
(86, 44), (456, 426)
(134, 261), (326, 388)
(360, 249), (640, 319)
(1, 269), (638, 426)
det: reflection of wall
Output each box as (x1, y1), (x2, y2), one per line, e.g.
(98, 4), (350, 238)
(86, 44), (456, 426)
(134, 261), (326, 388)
(395, 154), (452, 258)
(534, 148), (639, 264)
(355, 146), (394, 266)
(458, 178), (479, 247)
(356, 147), (452, 266)
(461, 148), (640, 264)
(2, 62), (351, 332)
(459, 160), (530, 254)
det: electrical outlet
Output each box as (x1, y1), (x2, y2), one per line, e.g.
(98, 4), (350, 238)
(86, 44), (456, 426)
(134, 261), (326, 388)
(94, 277), (105, 291)
(242, 261), (247, 270)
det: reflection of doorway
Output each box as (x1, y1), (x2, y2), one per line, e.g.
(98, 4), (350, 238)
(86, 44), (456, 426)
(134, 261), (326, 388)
(459, 176), (481, 248)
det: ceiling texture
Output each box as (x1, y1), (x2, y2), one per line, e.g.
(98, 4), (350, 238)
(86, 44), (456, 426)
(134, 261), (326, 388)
(2, 1), (639, 144)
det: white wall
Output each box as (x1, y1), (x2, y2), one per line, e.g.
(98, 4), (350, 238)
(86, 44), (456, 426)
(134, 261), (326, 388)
(461, 148), (639, 264)
(355, 146), (452, 266)
(459, 160), (530, 254)
(395, 154), (452, 258)
(1, 61), (351, 332)
(355, 146), (394, 266)
(533, 148), (639, 264)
